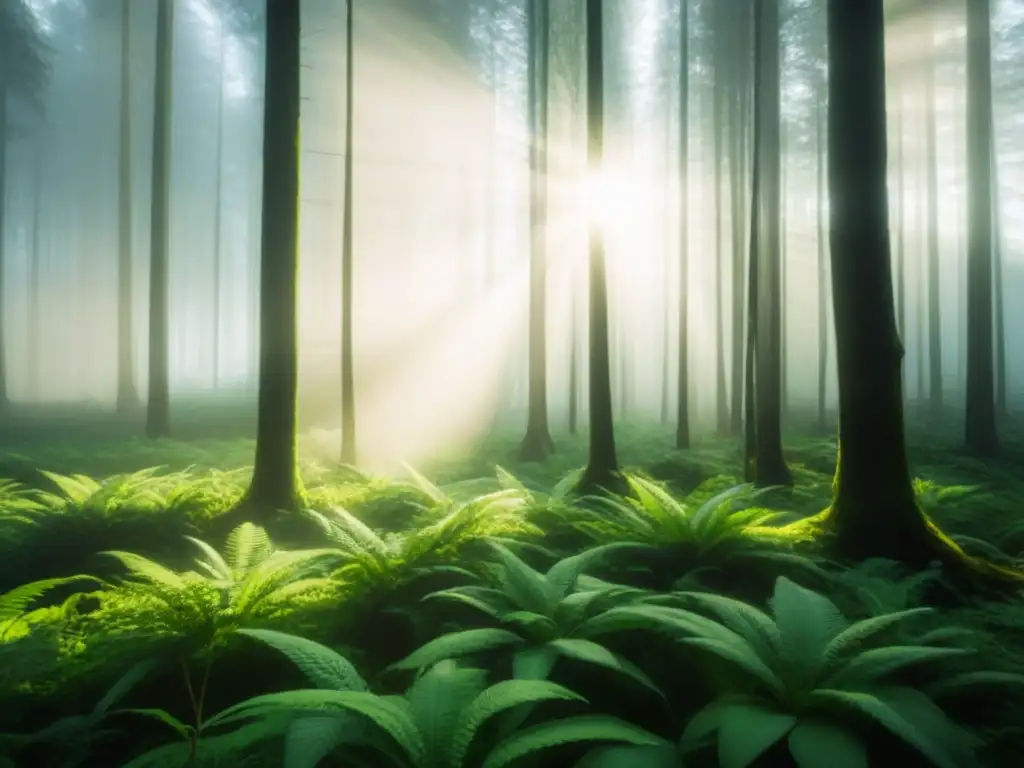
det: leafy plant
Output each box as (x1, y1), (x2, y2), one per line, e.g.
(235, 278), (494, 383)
(205, 628), (667, 768)
(610, 576), (994, 767)
(391, 541), (660, 694)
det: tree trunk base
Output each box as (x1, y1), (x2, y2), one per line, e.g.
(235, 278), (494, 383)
(787, 501), (1024, 593)
(520, 429), (554, 462)
(575, 467), (629, 498)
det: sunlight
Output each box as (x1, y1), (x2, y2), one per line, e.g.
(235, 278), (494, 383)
(582, 165), (654, 241)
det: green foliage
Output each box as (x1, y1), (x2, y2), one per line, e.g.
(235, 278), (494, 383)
(393, 541), (660, 694)
(216, 630), (666, 768)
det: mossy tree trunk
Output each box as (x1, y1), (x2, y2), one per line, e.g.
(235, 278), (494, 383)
(522, 0), (553, 461)
(805, 0), (1018, 584)
(340, 0), (357, 465)
(964, 0), (999, 456)
(815, 68), (828, 432)
(675, 0), (690, 451)
(116, 0), (138, 413)
(241, 0), (303, 521)
(580, 0), (620, 492)
(753, 0), (791, 487)
(145, 0), (173, 439)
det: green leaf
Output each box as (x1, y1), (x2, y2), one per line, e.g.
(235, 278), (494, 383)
(547, 638), (664, 698)
(575, 744), (682, 768)
(925, 670), (1024, 699)
(238, 628), (367, 692)
(482, 715), (668, 768)
(407, 663), (487, 764)
(823, 646), (967, 689)
(389, 628), (524, 671)
(513, 645), (560, 680)
(788, 722), (867, 768)
(716, 702), (796, 768)
(205, 689), (424, 764)
(449, 678), (586, 767)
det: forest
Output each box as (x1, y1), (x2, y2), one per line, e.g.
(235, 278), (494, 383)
(1, 0), (1024, 766)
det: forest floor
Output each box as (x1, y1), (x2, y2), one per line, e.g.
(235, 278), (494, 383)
(2, 404), (1024, 767)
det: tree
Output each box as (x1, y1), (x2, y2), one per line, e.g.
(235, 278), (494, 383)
(675, 0), (690, 451)
(793, 0), (1018, 584)
(752, 0), (791, 487)
(964, 0), (999, 456)
(579, 0), (620, 493)
(340, 0), (357, 465)
(521, 0), (554, 461)
(116, 0), (138, 412)
(145, 0), (174, 439)
(923, 13), (942, 413)
(238, 0), (303, 522)
(0, 0), (50, 413)
(211, 10), (227, 391)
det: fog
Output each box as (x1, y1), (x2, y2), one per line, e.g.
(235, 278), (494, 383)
(3, 0), (1023, 469)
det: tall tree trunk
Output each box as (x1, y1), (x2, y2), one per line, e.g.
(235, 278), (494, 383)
(991, 129), (1006, 415)
(116, 0), (138, 412)
(815, 74), (828, 431)
(964, 0), (998, 455)
(753, 0), (791, 486)
(522, 0), (553, 460)
(676, 0), (690, 450)
(580, 0), (619, 490)
(895, 84), (906, 352)
(0, 90), (9, 412)
(712, 19), (728, 435)
(211, 16), (226, 391)
(780, 133), (788, 420)
(744, 1), (762, 479)
(729, 30), (748, 437)
(145, 0), (173, 439)
(241, 0), (303, 518)
(340, 0), (357, 464)
(28, 141), (42, 395)
(924, 28), (942, 414)
(568, 277), (579, 435)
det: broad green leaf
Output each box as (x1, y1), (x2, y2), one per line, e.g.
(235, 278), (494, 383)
(788, 722), (867, 768)
(389, 628), (524, 672)
(238, 628), (367, 692)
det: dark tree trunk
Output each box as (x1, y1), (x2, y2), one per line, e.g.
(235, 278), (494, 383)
(116, 0), (138, 412)
(211, 16), (226, 391)
(729, 23), (749, 437)
(580, 0), (620, 491)
(676, 0), (690, 451)
(991, 131), (1006, 415)
(744, 0), (762, 480)
(712, 8), (728, 435)
(894, 84), (906, 352)
(0, 90), (9, 413)
(753, 0), (791, 487)
(924, 30), (942, 413)
(340, 0), (357, 465)
(964, 0), (998, 455)
(242, 0), (303, 518)
(522, 0), (553, 460)
(815, 75), (828, 431)
(145, 0), (173, 439)
(28, 141), (42, 394)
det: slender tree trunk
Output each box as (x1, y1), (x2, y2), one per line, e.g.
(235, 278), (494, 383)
(753, 0), (791, 486)
(581, 0), (619, 490)
(924, 29), (942, 414)
(676, 0), (691, 450)
(712, 27), (728, 435)
(815, 75), (828, 431)
(895, 84), (906, 351)
(568, 277), (579, 435)
(729, 36), (748, 436)
(991, 128), (1006, 415)
(340, 0), (357, 464)
(0, 89), (10, 413)
(522, 0), (553, 460)
(116, 0), (138, 412)
(744, 2), (761, 479)
(964, 0), (998, 455)
(145, 0), (173, 439)
(241, 0), (303, 518)
(28, 142), (42, 395)
(211, 17), (226, 391)
(780, 132), (788, 420)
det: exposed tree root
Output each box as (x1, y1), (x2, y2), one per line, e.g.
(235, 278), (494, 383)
(783, 502), (1024, 596)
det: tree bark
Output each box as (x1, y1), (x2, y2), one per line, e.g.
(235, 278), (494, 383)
(116, 0), (138, 412)
(753, 0), (791, 486)
(145, 0), (173, 439)
(924, 22), (942, 413)
(580, 0), (620, 492)
(675, 0), (690, 451)
(964, 0), (998, 455)
(340, 0), (357, 465)
(241, 0), (303, 519)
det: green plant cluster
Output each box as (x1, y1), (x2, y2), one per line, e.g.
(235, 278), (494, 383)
(2, 433), (1024, 767)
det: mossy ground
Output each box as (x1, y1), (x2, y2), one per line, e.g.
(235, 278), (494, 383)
(2, 400), (1024, 766)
